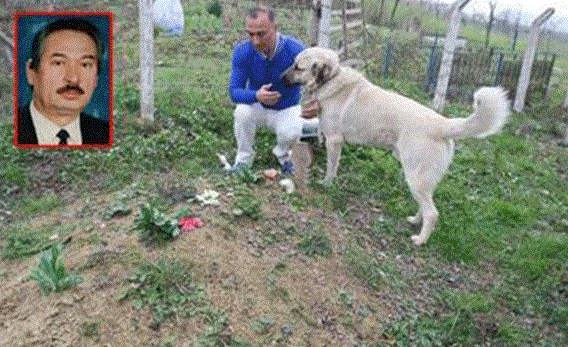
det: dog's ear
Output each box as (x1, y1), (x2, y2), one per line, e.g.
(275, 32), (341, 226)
(313, 62), (331, 85)
(311, 62), (319, 78)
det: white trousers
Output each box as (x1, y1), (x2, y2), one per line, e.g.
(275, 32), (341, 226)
(233, 103), (303, 166)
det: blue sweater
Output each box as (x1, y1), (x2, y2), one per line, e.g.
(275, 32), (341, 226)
(229, 35), (305, 110)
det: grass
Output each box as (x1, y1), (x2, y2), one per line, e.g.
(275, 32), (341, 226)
(16, 191), (66, 216)
(120, 258), (206, 324)
(1, 223), (74, 259)
(296, 224), (333, 258)
(232, 183), (263, 220)
(343, 241), (402, 291)
(119, 258), (252, 345)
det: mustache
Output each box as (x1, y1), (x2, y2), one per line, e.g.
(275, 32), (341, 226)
(57, 84), (84, 94)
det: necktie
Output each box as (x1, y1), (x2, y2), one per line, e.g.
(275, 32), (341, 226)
(56, 129), (70, 145)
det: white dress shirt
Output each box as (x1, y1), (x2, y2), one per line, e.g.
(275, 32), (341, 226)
(29, 101), (83, 145)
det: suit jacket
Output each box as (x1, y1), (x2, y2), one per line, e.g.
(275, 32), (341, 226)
(17, 103), (110, 145)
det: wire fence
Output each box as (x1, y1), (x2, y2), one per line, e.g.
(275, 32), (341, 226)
(419, 46), (556, 104)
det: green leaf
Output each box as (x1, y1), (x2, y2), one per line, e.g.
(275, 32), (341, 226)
(28, 268), (56, 295)
(54, 253), (67, 279)
(58, 275), (84, 291)
(39, 256), (56, 280)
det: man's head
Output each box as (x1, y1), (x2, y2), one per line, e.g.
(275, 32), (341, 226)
(245, 6), (277, 57)
(26, 18), (101, 126)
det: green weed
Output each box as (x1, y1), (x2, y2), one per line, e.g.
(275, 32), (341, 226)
(121, 259), (252, 345)
(17, 192), (65, 217)
(251, 316), (275, 335)
(343, 243), (399, 290)
(27, 244), (83, 295)
(296, 225), (333, 258)
(133, 203), (181, 245)
(120, 259), (206, 324)
(233, 166), (262, 184)
(2, 224), (54, 259)
(80, 321), (99, 338)
(232, 185), (262, 220)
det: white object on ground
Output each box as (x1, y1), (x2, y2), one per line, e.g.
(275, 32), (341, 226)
(217, 154), (232, 171)
(279, 178), (295, 194)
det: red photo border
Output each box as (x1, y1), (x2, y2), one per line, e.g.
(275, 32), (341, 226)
(13, 11), (114, 149)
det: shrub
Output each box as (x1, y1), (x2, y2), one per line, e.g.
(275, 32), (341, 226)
(207, 0), (222, 18)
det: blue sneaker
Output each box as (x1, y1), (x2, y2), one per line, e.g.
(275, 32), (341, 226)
(281, 160), (294, 176)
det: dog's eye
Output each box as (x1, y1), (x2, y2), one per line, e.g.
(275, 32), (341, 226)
(294, 65), (303, 71)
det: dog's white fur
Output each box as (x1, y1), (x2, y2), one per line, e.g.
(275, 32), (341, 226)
(284, 47), (510, 245)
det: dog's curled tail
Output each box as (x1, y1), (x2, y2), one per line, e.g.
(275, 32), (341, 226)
(444, 87), (510, 140)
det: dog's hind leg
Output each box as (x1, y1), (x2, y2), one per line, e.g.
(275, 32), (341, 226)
(407, 208), (422, 225)
(399, 140), (453, 245)
(408, 185), (438, 246)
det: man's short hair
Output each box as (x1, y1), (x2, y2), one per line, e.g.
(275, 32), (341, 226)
(28, 18), (102, 73)
(247, 6), (275, 22)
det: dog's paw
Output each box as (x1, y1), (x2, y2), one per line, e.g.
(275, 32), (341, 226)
(410, 235), (427, 246)
(406, 215), (421, 225)
(316, 178), (333, 187)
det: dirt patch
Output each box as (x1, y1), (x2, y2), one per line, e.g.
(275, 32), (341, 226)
(0, 177), (399, 346)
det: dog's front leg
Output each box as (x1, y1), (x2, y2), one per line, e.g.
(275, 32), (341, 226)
(322, 134), (343, 184)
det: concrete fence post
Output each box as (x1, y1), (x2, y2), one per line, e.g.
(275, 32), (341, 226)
(139, 0), (155, 121)
(513, 8), (555, 113)
(432, 0), (470, 112)
(318, 0), (332, 48)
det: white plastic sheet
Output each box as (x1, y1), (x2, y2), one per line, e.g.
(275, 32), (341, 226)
(152, 0), (184, 36)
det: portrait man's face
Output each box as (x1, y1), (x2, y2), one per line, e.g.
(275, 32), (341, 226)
(26, 29), (98, 125)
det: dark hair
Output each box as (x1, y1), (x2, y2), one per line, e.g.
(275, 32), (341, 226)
(247, 6), (275, 22)
(28, 18), (102, 73)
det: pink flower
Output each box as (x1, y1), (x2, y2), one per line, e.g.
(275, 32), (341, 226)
(263, 168), (278, 180)
(179, 217), (203, 231)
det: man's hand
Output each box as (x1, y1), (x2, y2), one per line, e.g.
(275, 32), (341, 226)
(301, 99), (321, 119)
(256, 84), (281, 106)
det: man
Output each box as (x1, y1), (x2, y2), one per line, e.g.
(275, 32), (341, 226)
(16, 17), (110, 146)
(229, 6), (307, 174)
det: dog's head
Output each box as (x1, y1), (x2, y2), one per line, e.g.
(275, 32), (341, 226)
(283, 47), (340, 92)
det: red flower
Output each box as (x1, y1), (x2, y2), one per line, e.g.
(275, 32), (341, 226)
(179, 217), (203, 231)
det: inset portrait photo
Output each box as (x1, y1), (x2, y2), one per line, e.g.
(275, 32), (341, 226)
(13, 12), (113, 148)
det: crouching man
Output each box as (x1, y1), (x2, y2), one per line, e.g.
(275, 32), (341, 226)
(228, 5), (306, 175)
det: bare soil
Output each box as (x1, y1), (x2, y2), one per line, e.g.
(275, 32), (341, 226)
(1, 175), (405, 346)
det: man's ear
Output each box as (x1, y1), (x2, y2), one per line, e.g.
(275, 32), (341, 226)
(25, 59), (36, 87)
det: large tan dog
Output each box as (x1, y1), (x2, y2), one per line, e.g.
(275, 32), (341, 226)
(284, 47), (510, 245)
